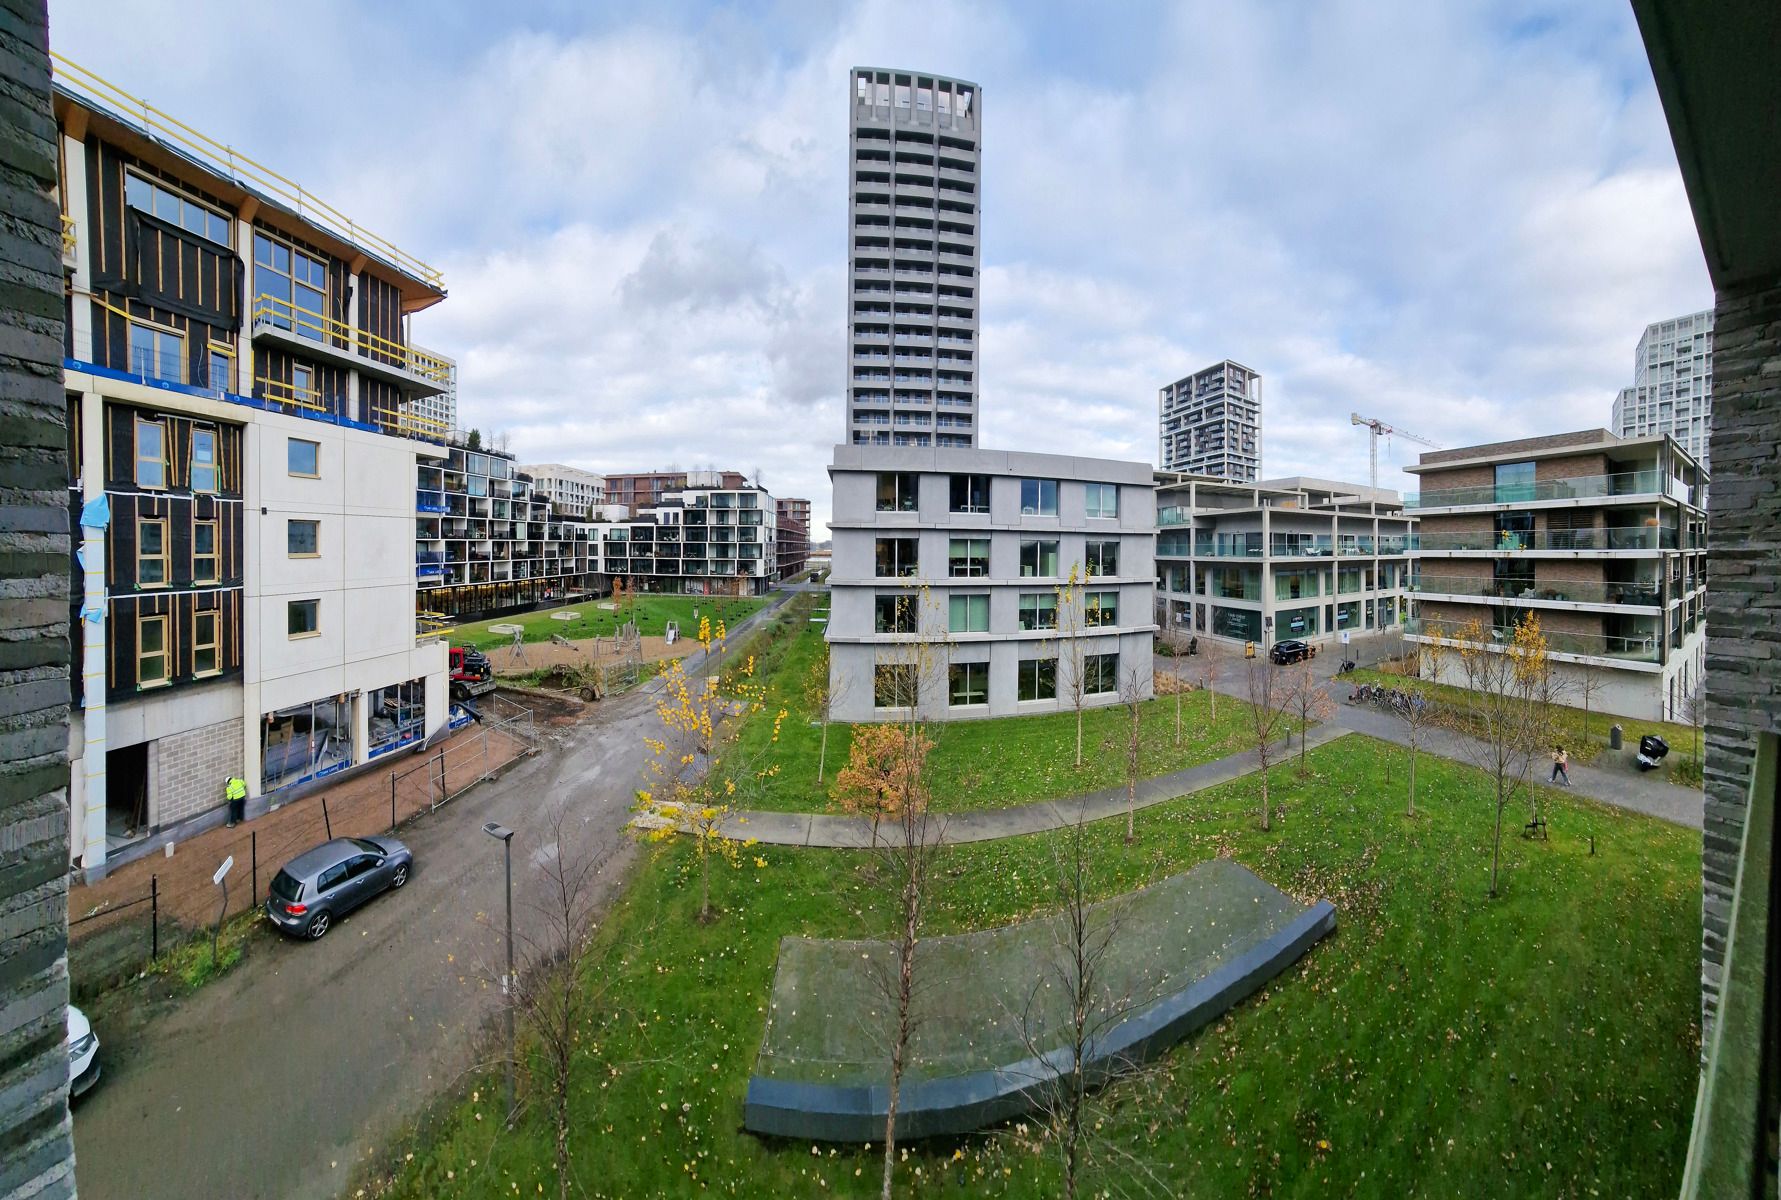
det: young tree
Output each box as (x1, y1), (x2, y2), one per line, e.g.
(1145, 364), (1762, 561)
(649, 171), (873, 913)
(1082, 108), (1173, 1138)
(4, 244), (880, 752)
(1396, 638), (1444, 818)
(1287, 658), (1336, 777)
(1055, 565), (1091, 769)
(1172, 638), (1186, 747)
(1448, 614), (1551, 898)
(832, 722), (931, 849)
(1241, 658), (1294, 832)
(1199, 651), (1220, 724)
(804, 641), (851, 785)
(1120, 665), (1146, 844)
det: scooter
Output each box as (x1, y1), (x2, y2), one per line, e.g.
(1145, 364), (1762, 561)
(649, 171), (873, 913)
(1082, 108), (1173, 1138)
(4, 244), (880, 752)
(1636, 734), (1670, 772)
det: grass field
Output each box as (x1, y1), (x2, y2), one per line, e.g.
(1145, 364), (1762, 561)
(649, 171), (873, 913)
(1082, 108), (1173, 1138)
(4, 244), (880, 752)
(449, 594), (769, 652)
(714, 609), (1290, 813)
(365, 735), (1701, 1200)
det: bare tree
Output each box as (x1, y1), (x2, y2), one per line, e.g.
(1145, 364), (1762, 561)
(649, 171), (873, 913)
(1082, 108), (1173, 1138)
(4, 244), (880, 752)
(1396, 637), (1444, 818)
(1287, 659), (1336, 777)
(1199, 650), (1220, 724)
(805, 639), (852, 784)
(1055, 565), (1091, 769)
(1120, 665), (1146, 844)
(1447, 614), (1552, 898)
(1241, 659), (1294, 832)
(1171, 638), (1186, 747)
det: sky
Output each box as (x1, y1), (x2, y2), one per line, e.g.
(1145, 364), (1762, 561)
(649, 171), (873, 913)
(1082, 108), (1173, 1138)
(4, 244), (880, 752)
(49, 1), (1710, 533)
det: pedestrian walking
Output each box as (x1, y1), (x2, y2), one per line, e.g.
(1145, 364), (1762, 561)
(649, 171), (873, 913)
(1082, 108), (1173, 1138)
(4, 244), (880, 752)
(1550, 746), (1570, 786)
(224, 774), (248, 826)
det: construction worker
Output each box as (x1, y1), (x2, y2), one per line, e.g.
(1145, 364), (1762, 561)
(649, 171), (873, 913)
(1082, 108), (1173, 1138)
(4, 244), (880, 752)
(224, 775), (248, 827)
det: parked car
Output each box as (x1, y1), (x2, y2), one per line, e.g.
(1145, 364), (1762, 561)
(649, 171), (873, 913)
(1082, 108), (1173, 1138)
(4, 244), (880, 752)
(68, 1004), (99, 1098)
(1269, 639), (1314, 665)
(265, 836), (413, 941)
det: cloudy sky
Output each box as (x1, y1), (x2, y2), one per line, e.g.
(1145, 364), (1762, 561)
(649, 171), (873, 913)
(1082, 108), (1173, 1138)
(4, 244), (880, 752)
(51, 1), (1708, 531)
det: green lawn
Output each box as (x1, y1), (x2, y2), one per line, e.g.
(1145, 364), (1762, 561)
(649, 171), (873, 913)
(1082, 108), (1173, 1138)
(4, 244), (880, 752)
(365, 735), (1700, 1199)
(715, 613), (1288, 813)
(449, 594), (769, 651)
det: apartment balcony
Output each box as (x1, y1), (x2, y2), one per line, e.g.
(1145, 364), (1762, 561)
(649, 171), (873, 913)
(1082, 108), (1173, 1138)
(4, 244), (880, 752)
(1414, 527), (1677, 554)
(416, 489), (447, 513)
(1409, 574), (1663, 612)
(1406, 469), (1672, 511)
(250, 293), (454, 397)
(1403, 618), (1661, 666)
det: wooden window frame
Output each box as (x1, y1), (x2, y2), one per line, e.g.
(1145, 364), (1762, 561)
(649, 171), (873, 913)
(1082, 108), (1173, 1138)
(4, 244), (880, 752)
(192, 607), (221, 678)
(137, 516), (168, 588)
(287, 599), (320, 639)
(135, 414), (167, 490)
(137, 612), (170, 688)
(287, 519), (320, 559)
(206, 342), (235, 394)
(190, 426), (219, 494)
(124, 168), (232, 247)
(192, 518), (219, 583)
(128, 317), (185, 385)
(287, 437), (320, 479)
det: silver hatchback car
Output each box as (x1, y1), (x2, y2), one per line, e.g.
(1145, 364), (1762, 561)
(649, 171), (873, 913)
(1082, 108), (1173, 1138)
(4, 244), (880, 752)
(265, 836), (413, 940)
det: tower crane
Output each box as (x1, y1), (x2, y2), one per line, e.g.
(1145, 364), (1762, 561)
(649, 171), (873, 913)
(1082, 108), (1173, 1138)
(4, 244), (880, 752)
(1350, 413), (1440, 489)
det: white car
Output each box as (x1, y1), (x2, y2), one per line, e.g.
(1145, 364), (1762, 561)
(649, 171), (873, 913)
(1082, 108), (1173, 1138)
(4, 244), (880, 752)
(67, 1005), (99, 1098)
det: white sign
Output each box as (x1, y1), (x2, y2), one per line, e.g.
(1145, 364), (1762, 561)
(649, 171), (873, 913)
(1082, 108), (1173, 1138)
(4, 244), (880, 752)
(213, 855), (234, 885)
(1340, 631), (1350, 646)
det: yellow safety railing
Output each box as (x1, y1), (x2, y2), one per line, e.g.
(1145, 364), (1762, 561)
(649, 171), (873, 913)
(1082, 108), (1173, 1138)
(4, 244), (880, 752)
(60, 213), (76, 254)
(250, 293), (454, 386)
(254, 375), (328, 414)
(393, 409), (453, 440)
(51, 53), (444, 292)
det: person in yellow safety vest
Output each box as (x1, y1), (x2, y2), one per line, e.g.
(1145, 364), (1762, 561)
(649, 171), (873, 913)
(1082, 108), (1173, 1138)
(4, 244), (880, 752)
(224, 775), (248, 827)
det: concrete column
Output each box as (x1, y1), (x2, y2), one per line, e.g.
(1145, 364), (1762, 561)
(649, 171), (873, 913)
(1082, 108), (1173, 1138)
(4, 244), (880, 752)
(240, 418), (263, 800)
(62, 131), (93, 362)
(78, 389), (108, 875)
(235, 198), (259, 391)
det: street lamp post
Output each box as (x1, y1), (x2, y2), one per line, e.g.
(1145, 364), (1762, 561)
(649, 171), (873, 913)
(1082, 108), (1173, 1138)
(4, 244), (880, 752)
(483, 821), (516, 1125)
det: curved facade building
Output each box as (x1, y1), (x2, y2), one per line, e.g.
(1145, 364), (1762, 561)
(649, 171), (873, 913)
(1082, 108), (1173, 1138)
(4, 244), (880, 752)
(846, 69), (980, 450)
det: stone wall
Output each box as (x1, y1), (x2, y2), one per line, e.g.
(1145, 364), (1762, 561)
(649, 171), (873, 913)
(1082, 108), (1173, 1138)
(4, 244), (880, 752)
(0, 2), (77, 1196)
(1700, 272), (1781, 1040)
(154, 719), (244, 827)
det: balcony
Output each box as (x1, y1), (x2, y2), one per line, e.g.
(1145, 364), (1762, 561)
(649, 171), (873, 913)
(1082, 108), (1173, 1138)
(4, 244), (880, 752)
(1403, 618), (1661, 664)
(1409, 574), (1663, 608)
(1413, 527), (1677, 553)
(251, 294), (455, 397)
(1407, 469), (1667, 510)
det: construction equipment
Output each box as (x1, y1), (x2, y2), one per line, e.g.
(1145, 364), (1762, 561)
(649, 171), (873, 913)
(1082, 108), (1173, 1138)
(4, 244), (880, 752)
(1350, 413), (1440, 489)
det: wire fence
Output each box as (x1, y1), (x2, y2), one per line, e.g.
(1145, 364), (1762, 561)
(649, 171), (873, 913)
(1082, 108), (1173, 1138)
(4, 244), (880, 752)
(67, 708), (538, 996)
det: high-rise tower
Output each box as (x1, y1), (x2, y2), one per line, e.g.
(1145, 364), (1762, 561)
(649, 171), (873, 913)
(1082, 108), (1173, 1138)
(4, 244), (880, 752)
(1610, 309), (1714, 474)
(1157, 361), (1263, 481)
(846, 69), (980, 448)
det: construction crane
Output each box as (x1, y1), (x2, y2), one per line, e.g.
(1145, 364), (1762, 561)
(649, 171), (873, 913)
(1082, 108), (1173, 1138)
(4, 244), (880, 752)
(1350, 413), (1440, 489)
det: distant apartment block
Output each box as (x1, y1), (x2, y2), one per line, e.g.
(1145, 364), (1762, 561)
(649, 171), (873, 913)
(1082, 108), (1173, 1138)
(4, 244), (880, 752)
(598, 483), (780, 596)
(777, 496), (813, 578)
(605, 468), (748, 516)
(55, 60), (455, 875)
(416, 443), (601, 619)
(407, 362), (457, 435)
(1158, 361), (1262, 482)
(847, 68), (981, 449)
(1611, 309), (1714, 474)
(827, 446), (1156, 722)
(1155, 476), (1413, 648)
(1406, 430), (1707, 722)
(521, 462), (605, 517)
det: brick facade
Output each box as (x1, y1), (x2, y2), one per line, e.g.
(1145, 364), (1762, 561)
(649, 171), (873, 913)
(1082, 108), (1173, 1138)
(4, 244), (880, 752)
(1419, 428), (1614, 465)
(0, 2), (78, 1195)
(154, 720), (244, 827)
(1700, 272), (1781, 1040)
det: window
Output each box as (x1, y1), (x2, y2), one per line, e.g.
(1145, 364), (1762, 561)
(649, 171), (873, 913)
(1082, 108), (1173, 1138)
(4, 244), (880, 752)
(125, 170), (231, 246)
(1084, 540), (1119, 577)
(291, 363), (317, 403)
(949, 473), (990, 513)
(288, 519), (320, 557)
(948, 537), (989, 577)
(1017, 657), (1057, 702)
(875, 472), (918, 512)
(949, 661), (988, 707)
(288, 438), (319, 477)
(1018, 592), (1057, 631)
(129, 320), (184, 383)
(193, 607), (220, 676)
(288, 599), (319, 638)
(875, 536), (919, 577)
(190, 427), (218, 493)
(1084, 652), (1118, 695)
(1085, 590), (1118, 627)
(193, 519), (219, 583)
(1495, 461), (1536, 503)
(1019, 478), (1058, 516)
(948, 593), (989, 633)
(1019, 539), (1059, 578)
(135, 416), (166, 488)
(1084, 483), (1119, 519)
(137, 517), (167, 586)
(254, 231), (328, 339)
(874, 663), (916, 708)
(137, 614), (169, 687)
(206, 344), (235, 393)
(874, 593), (916, 633)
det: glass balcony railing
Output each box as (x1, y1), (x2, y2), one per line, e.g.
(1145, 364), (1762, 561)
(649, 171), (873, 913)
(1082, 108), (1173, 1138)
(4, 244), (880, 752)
(1406, 470), (1666, 509)
(1402, 618), (1661, 663)
(1413, 527), (1677, 552)
(1408, 575), (1663, 606)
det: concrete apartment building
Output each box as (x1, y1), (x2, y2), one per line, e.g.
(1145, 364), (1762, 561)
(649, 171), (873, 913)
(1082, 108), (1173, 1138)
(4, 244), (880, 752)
(406, 360), (456, 436)
(598, 483), (780, 596)
(55, 58), (455, 875)
(1404, 430), (1707, 722)
(605, 468), (747, 516)
(1611, 309), (1714, 475)
(777, 496), (812, 578)
(1158, 361), (1263, 481)
(827, 446), (1156, 722)
(846, 68), (981, 449)
(1155, 475), (1414, 649)
(520, 462), (605, 517)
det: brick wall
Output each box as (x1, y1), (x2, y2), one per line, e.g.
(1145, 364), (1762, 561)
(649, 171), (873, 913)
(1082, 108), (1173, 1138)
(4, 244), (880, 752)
(0, 2), (77, 1196)
(1418, 429), (1615, 465)
(1535, 453), (1610, 481)
(1419, 513), (1493, 534)
(154, 720), (243, 826)
(1700, 272), (1781, 1041)
(1419, 463), (1493, 490)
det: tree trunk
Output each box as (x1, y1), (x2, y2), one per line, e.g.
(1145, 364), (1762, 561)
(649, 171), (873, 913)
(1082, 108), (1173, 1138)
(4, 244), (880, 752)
(1259, 762), (1271, 832)
(1407, 744), (1417, 818)
(817, 715), (829, 784)
(1075, 705), (1084, 769)
(1126, 772), (1136, 844)
(555, 1084), (571, 1200)
(882, 911), (917, 1200)
(1174, 674), (1182, 747)
(699, 847), (711, 921)
(1488, 783), (1505, 898)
